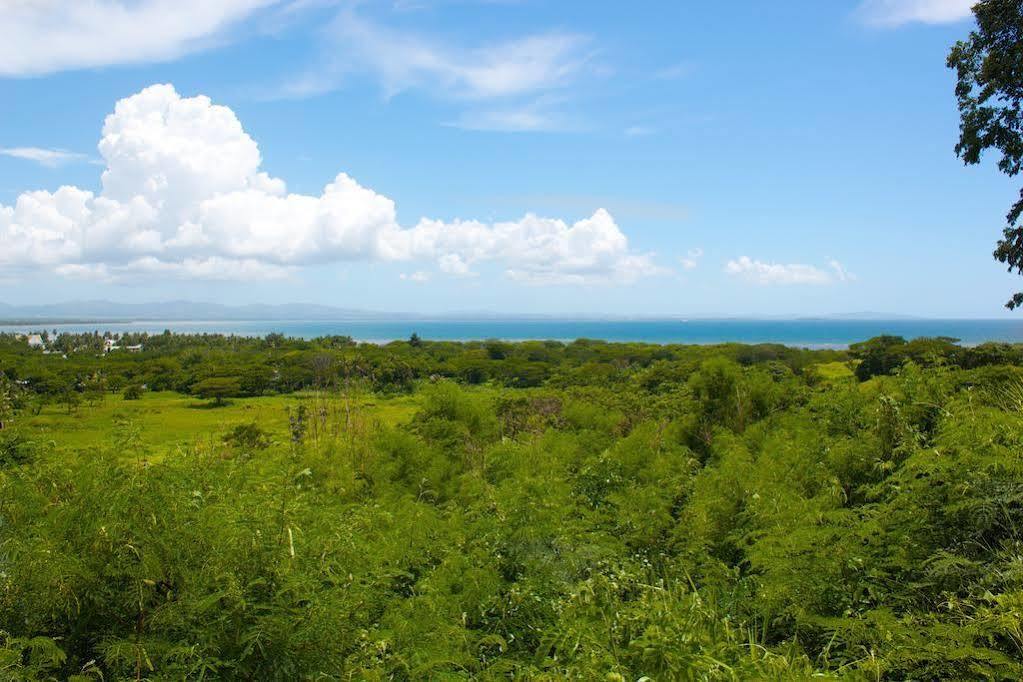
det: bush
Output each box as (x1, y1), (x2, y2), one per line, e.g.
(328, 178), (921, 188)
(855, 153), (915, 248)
(222, 422), (271, 451)
(122, 384), (144, 400)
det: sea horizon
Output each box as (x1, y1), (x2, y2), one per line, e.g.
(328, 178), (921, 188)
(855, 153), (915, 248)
(4, 317), (1023, 350)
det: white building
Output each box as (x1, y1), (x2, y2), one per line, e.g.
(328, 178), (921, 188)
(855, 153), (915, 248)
(26, 334), (44, 349)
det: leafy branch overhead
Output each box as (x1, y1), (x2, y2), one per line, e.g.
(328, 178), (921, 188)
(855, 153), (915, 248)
(948, 0), (1023, 307)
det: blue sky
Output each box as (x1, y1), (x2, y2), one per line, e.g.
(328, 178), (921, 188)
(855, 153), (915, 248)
(0, 0), (1017, 317)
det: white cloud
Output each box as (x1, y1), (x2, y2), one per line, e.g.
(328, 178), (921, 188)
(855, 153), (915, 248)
(725, 256), (853, 286)
(0, 1), (281, 76)
(270, 9), (594, 130)
(448, 104), (575, 133)
(0, 84), (659, 286)
(0, 147), (89, 168)
(437, 253), (475, 276)
(400, 271), (431, 283)
(857, 0), (975, 27)
(680, 248), (703, 270)
(323, 11), (591, 100)
(827, 259), (855, 282)
(55, 257), (291, 282)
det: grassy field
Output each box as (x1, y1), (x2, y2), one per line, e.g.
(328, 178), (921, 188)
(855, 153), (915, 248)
(16, 390), (420, 458)
(811, 359), (857, 381)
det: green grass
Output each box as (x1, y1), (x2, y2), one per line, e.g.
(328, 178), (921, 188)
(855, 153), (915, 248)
(811, 360), (857, 381)
(18, 390), (419, 458)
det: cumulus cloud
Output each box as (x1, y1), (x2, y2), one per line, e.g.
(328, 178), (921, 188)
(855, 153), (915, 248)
(0, 1), (281, 76)
(0, 84), (659, 285)
(0, 147), (89, 168)
(857, 0), (975, 27)
(725, 256), (853, 286)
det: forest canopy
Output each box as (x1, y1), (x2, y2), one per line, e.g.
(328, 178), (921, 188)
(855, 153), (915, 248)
(1, 331), (1023, 679)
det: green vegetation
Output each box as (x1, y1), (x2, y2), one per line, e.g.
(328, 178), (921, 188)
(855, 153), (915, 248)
(2, 331), (1023, 679)
(948, 0), (1023, 308)
(11, 390), (418, 459)
(191, 376), (245, 406)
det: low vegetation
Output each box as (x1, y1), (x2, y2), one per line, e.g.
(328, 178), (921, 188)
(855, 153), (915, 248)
(2, 331), (1023, 679)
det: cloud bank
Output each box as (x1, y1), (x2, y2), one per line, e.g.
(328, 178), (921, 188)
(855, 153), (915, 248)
(0, 84), (659, 285)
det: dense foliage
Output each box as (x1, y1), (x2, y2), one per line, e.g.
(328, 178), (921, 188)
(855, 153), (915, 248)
(948, 0), (1023, 308)
(0, 330), (851, 399)
(2, 332), (1023, 679)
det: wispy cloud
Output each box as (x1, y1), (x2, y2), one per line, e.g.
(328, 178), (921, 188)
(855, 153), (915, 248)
(856, 0), (975, 27)
(480, 193), (690, 223)
(318, 10), (593, 100)
(624, 125), (656, 138)
(447, 100), (580, 132)
(0, 0), (282, 76)
(400, 270), (431, 282)
(0, 147), (89, 168)
(827, 259), (855, 282)
(651, 62), (693, 81)
(681, 248), (703, 270)
(270, 8), (597, 130)
(725, 256), (854, 285)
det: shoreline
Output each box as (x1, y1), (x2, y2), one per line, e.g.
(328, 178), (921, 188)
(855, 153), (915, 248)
(4, 317), (1023, 351)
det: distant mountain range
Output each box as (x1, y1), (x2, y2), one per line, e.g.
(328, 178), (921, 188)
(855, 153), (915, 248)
(0, 300), (924, 323)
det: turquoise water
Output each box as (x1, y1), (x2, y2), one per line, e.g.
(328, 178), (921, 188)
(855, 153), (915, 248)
(4, 318), (1023, 349)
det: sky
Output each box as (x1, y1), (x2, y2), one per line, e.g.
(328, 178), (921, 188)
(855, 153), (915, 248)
(0, 0), (1018, 317)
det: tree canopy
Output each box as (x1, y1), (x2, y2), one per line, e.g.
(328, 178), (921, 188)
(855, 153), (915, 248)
(190, 377), (242, 406)
(948, 0), (1023, 307)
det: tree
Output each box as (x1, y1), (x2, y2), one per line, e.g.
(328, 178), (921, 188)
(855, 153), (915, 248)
(948, 0), (1023, 307)
(408, 332), (423, 348)
(59, 386), (81, 415)
(83, 373), (108, 407)
(848, 335), (908, 380)
(0, 373), (15, 429)
(191, 377), (242, 406)
(310, 353), (336, 389)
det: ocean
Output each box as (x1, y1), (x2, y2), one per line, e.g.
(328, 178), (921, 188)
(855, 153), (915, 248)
(3, 318), (1023, 349)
